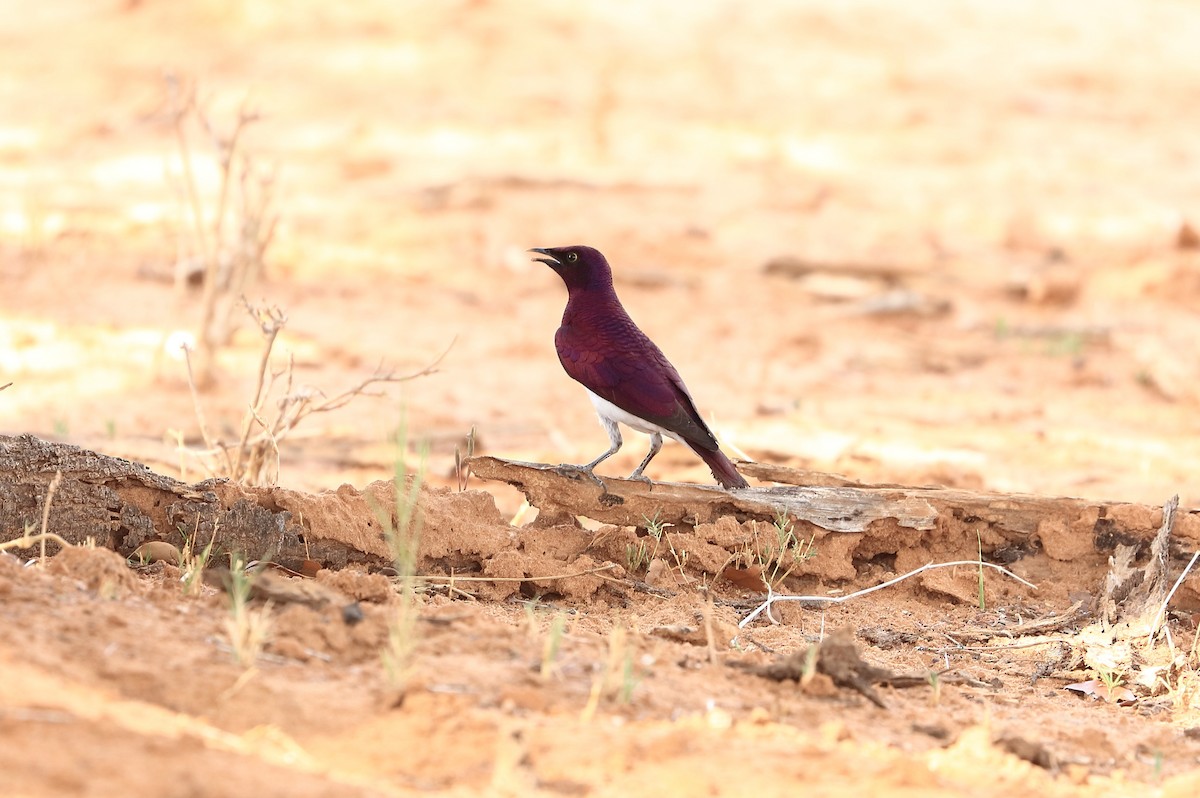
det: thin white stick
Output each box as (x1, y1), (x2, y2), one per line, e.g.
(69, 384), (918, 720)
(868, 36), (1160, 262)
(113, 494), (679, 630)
(739, 560), (1038, 629)
(1149, 549), (1200, 647)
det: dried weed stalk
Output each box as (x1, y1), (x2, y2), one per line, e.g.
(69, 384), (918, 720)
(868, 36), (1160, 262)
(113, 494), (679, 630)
(166, 74), (278, 388)
(180, 301), (447, 485)
(0, 530), (74, 558)
(1072, 496), (1200, 705)
(224, 554), (273, 668)
(581, 625), (640, 721)
(454, 425), (477, 492)
(379, 419), (428, 691)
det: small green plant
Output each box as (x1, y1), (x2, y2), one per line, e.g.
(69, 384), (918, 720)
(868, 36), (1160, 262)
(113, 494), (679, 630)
(643, 512), (667, 556)
(224, 553), (272, 667)
(1096, 667), (1125, 695)
(927, 670), (943, 705)
(798, 643), (820, 688)
(522, 598), (541, 634)
(1045, 331), (1085, 357)
(179, 519), (218, 596)
(541, 613), (567, 681)
(642, 512), (690, 579)
(582, 624), (640, 719)
(624, 540), (651, 573)
(753, 511), (817, 593)
(379, 415), (428, 690)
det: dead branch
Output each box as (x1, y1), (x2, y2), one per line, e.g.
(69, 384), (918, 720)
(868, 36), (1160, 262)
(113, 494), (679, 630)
(950, 600), (1090, 644)
(1100, 495), (1177, 630)
(230, 302), (287, 480)
(1150, 548), (1200, 647)
(183, 344), (226, 474)
(165, 75), (211, 281)
(472, 456), (1198, 622)
(999, 496), (1192, 695)
(467, 456), (1200, 545)
(179, 306), (451, 485)
(0, 531), (75, 555)
(165, 75), (276, 388)
(733, 626), (893, 708)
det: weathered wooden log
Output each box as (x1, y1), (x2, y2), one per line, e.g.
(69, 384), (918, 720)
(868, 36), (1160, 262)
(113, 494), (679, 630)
(467, 456), (1200, 570)
(0, 434), (404, 570)
(4, 434), (1197, 605)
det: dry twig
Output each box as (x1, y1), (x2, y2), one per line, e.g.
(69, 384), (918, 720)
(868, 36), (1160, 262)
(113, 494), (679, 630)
(739, 560), (1037, 629)
(943, 600), (1090, 644)
(38, 470), (63, 564)
(0, 531), (75, 556)
(165, 75), (277, 388)
(180, 303), (451, 485)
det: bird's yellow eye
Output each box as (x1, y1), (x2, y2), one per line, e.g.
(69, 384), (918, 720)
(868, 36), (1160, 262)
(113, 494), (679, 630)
(565, 252), (578, 263)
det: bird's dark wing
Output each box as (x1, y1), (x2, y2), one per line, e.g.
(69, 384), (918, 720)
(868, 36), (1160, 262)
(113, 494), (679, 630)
(555, 319), (719, 451)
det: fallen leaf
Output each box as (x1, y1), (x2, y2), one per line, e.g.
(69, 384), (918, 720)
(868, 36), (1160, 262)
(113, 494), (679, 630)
(722, 564), (766, 592)
(1064, 679), (1099, 697)
(1064, 679), (1137, 705)
(644, 557), (670, 588)
(129, 541), (182, 566)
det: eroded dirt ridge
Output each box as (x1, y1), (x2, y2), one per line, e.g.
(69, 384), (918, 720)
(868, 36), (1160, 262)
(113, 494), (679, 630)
(3, 435), (1200, 793)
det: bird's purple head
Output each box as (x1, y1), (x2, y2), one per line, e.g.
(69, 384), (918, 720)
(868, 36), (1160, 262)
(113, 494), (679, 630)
(530, 246), (614, 294)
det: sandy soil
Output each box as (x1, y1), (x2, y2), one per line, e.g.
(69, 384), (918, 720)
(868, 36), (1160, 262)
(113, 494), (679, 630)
(2, 1), (1200, 795)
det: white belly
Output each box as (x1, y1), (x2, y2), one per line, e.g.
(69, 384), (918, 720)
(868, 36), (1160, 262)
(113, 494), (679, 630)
(587, 390), (686, 445)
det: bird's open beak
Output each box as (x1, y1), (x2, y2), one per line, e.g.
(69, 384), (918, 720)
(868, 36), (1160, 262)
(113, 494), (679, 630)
(529, 247), (560, 267)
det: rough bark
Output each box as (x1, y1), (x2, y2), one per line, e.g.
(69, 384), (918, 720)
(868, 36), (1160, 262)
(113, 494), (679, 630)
(0, 434), (398, 570)
(4, 436), (1197, 599)
(467, 455), (1200, 555)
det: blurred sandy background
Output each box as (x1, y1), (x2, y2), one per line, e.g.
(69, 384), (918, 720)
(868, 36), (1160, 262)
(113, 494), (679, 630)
(2, 0), (1199, 506)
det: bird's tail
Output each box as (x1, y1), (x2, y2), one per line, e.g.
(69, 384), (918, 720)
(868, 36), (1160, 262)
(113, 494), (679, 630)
(692, 444), (749, 490)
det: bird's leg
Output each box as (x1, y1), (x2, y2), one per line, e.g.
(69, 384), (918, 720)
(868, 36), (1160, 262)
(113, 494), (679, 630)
(556, 417), (622, 488)
(626, 432), (662, 484)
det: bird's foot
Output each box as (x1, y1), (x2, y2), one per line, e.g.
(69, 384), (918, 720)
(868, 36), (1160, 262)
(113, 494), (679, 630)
(624, 471), (654, 486)
(554, 463), (606, 489)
